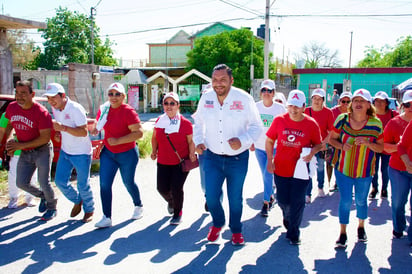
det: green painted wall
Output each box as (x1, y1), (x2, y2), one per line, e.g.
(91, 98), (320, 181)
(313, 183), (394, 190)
(298, 72), (412, 107)
(150, 45), (192, 65)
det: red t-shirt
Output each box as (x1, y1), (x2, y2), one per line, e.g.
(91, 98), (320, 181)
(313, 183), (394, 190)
(155, 116), (193, 165)
(97, 104), (140, 153)
(304, 106), (334, 140)
(266, 113), (322, 177)
(397, 119), (412, 169)
(385, 115), (410, 171)
(378, 110), (399, 155)
(331, 106), (343, 120)
(5, 101), (52, 150)
(377, 110), (399, 129)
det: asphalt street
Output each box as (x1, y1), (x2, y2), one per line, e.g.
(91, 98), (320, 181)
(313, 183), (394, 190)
(0, 113), (411, 273)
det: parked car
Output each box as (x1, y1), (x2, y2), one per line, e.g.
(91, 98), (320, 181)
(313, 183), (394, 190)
(0, 94), (103, 167)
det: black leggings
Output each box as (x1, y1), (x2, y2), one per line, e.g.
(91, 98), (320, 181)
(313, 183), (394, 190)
(157, 163), (189, 218)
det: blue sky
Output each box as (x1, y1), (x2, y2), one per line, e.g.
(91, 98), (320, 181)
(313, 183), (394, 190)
(2, 0), (411, 66)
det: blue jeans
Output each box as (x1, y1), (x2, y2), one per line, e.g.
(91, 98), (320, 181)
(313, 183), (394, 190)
(335, 169), (372, 224)
(199, 153), (206, 195)
(255, 148), (275, 202)
(99, 146), (142, 218)
(388, 166), (412, 243)
(275, 175), (309, 242)
(204, 149), (249, 234)
(306, 152), (325, 196)
(17, 143), (57, 210)
(371, 153), (390, 191)
(55, 150), (94, 213)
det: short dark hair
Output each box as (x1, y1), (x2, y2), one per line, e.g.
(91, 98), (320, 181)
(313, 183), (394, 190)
(16, 80), (33, 93)
(213, 64), (233, 78)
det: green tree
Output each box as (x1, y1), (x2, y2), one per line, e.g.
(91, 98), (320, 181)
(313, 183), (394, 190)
(186, 29), (264, 91)
(30, 7), (117, 70)
(7, 30), (40, 69)
(356, 36), (412, 67)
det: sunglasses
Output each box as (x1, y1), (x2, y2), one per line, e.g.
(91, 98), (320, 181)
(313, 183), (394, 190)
(108, 92), (122, 97)
(163, 101), (177, 106)
(403, 102), (411, 108)
(261, 88), (274, 93)
(341, 100), (350, 104)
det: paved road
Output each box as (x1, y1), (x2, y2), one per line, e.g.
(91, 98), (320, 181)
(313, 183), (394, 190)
(0, 113), (411, 273)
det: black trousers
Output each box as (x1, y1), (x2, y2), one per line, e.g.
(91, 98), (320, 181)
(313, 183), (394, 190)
(157, 163), (189, 218)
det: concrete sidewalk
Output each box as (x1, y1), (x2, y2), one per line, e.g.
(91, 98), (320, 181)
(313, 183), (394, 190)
(0, 152), (411, 273)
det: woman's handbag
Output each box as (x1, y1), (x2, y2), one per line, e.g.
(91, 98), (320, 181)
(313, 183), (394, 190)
(166, 134), (199, 172)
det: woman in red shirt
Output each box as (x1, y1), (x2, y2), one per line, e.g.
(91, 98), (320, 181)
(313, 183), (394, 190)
(385, 90), (412, 245)
(151, 92), (196, 225)
(370, 91), (399, 199)
(94, 83), (144, 228)
(266, 89), (322, 245)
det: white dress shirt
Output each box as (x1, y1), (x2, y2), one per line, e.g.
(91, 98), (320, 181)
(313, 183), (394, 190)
(193, 86), (263, 156)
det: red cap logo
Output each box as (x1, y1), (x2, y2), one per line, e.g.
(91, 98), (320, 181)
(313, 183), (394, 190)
(292, 93), (300, 100)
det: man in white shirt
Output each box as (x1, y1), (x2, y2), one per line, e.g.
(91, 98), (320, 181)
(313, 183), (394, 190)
(193, 64), (262, 245)
(44, 83), (94, 223)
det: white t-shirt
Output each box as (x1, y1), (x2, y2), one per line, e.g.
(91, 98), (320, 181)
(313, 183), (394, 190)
(254, 100), (286, 150)
(53, 99), (92, 155)
(193, 87), (263, 156)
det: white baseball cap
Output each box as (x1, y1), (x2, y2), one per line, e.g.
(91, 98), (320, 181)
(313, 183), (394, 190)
(107, 82), (126, 94)
(373, 91), (389, 101)
(340, 91), (352, 100)
(287, 89), (306, 107)
(352, 89), (372, 103)
(402, 89), (412, 103)
(43, 83), (65, 97)
(163, 92), (180, 103)
(311, 88), (325, 98)
(260, 79), (275, 90)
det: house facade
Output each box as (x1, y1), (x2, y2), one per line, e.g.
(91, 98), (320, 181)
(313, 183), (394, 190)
(293, 67), (412, 107)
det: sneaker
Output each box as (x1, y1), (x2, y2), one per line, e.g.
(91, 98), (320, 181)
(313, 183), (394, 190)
(358, 227), (367, 242)
(167, 203), (174, 215)
(305, 195), (311, 204)
(38, 198), (47, 213)
(336, 233), (347, 248)
(170, 215), (182, 225)
(7, 198), (18, 209)
(41, 209), (57, 221)
(70, 201), (83, 217)
(318, 188), (326, 198)
(24, 197), (36, 207)
(260, 203), (269, 217)
(393, 230), (403, 239)
(207, 226), (222, 242)
(82, 212), (94, 223)
(289, 238), (301, 245)
(268, 195), (276, 209)
(369, 188), (378, 199)
(231, 233), (245, 246)
(381, 189), (388, 199)
(132, 206), (143, 220)
(330, 185), (339, 192)
(95, 215), (112, 228)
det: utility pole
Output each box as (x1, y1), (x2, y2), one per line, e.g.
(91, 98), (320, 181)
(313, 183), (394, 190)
(264, 0), (270, 79)
(348, 31), (353, 80)
(90, 7), (96, 64)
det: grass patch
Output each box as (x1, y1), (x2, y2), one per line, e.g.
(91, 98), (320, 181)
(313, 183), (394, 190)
(137, 129), (153, 159)
(0, 169), (8, 191)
